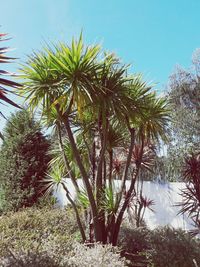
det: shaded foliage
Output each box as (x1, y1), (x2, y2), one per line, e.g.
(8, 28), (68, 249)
(119, 226), (200, 267)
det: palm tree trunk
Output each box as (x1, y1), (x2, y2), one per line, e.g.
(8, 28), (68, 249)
(108, 149), (113, 188)
(92, 140), (96, 185)
(62, 183), (86, 242)
(63, 116), (104, 242)
(115, 128), (135, 211)
(95, 116), (108, 243)
(112, 136), (144, 245)
(112, 167), (139, 245)
(57, 123), (80, 193)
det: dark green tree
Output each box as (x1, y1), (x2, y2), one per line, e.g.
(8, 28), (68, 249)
(0, 109), (51, 212)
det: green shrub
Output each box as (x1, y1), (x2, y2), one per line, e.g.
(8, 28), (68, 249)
(0, 207), (79, 260)
(150, 227), (200, 267)
(119, 226), (200, 267)
(0, 250), (59, 267)
(0, 207), (127, 266)
(0, 110), (51, 212)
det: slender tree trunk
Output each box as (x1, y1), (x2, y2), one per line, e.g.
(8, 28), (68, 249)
(136, 201), (143, 227)
(103, 158), (107, 185)
(112, 167), (139, 245)
(107, 213), (116, 243)
(108, 149), (113, 188)
(62, 183), (86, 242)
(57, 123), (80, 193)
(95, 113), (108, 243)
(92, 140), (96, 185)
(112, 136), (145, 245)
(63, 117), (104, 242)
(115, 128), (135, 211)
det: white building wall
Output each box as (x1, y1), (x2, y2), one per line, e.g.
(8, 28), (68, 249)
(54, 179), (194, 231)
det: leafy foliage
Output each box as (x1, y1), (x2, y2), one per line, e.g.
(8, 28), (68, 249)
(119, 226), (200, 267)
(0, 110), (51, 212)
(156, 50), (200, 182)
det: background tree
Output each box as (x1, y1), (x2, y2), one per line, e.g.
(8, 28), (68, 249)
(0, 109), (51, 212)
(151, 49), (200, 182)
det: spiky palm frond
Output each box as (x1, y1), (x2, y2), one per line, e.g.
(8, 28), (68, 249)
(19, 34), (102, 116)
(41, 164), (67, 197)
(106, 120), (129, 152)
(49, 137), (81, 178)
(131, 142), (156, 171)
(138, 194), (155, 212)
(136, 94), (170, 143)
(0, 33), (21, 109)
(177, 153), (200, 234)
(77, 189), (90, 209)
(100, 185), (119, 216)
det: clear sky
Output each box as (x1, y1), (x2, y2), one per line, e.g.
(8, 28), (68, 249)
(1, 0), (200, 130)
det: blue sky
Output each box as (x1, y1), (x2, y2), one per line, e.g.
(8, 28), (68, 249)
(1, 0), (200, 130)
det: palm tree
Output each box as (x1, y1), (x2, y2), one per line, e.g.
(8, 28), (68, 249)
(18, 34), (170, 244)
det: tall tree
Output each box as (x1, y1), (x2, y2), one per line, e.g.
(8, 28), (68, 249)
(18, 34), (170, 244)
(0, 109), (51, 212)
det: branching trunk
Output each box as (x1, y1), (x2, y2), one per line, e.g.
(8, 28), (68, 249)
(112, 135), (145, 245)
(62, 117), (104, 241)
(112, 167), (139, 245)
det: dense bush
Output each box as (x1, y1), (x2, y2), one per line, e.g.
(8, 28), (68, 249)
(0, 110), (51, 212)
(0, 207), (127, 266)
(0, 207), (78, 259)
(119, 226), (200, 267)
(2, 207), (200, 267)
(0, 251), (59, 267)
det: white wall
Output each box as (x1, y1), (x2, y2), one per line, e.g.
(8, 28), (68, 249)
(54, 179), (194, 230)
